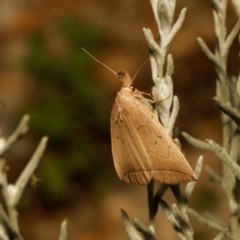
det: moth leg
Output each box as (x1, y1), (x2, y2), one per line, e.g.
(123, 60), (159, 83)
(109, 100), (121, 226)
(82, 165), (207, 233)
(136, 95), (155, 103)
(139, 91), (154, 98)
(134, 91), (155, 103)
(135, 91), (171, 103)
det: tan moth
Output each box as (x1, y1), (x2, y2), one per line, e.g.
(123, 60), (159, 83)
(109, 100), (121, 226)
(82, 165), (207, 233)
(82, 48), (196, 185)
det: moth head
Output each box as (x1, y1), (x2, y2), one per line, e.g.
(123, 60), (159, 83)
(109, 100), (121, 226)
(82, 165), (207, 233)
(117, 70), (134, 90)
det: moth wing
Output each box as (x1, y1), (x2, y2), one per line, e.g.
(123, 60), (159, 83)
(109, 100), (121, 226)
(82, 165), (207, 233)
(111, 91), (196, 185)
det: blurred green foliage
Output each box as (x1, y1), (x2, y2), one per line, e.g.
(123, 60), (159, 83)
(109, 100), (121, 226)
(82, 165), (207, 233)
(24, 16), (113, 203)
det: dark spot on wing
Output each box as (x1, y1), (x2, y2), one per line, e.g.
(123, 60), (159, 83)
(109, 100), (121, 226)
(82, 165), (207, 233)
(137, 124), (145, 130)
(123, 109), (129, 115)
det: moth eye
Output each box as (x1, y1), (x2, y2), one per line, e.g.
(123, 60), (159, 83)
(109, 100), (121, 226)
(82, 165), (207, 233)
(130, 84), (135, 91)
(117, 71), (124, 77)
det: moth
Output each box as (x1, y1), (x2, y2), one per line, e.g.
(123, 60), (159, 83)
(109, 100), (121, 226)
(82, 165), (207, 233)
(82, 48), (196, 185)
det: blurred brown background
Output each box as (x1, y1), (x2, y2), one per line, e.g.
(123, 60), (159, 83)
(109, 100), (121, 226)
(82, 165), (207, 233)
(0, 0), (239, 239)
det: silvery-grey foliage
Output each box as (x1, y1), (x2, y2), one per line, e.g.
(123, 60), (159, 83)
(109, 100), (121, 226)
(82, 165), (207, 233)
(0, 116), (67, 240)
(182, 0), (240, 239)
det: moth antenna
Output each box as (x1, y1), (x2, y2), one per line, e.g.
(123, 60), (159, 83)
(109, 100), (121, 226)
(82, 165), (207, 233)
(132, 56), (151, 81)
(81, 48), (118, 77)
